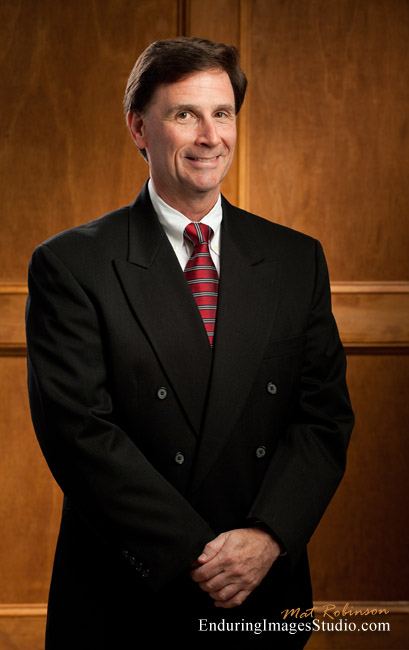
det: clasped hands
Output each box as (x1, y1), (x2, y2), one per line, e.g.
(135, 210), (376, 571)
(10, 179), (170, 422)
(190, 526), (281, 609)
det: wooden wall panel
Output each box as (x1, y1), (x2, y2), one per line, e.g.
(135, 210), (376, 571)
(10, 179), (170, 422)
(0, 607), (46, 650)
(245, 0), (409, 282)
(0, 358), (61, 603)
(331, 282), (409, 350)
(308, 354), (409, 601)
(0, 287), (26, 353)
(0, 0), (179, 284)
(1, 1), (408, 648)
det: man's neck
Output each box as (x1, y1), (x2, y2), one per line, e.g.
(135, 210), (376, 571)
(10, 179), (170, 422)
(150, 180), (220, 222)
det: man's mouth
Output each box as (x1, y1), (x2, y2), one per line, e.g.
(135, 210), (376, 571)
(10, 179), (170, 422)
(186, 156), (219, 162)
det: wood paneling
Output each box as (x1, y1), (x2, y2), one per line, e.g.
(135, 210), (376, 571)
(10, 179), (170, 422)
(244, 0), (409, 282)
(331, 282), (409, 350)
(0, 357), (61, 603)
(0, 607), (46, 650)
(1, 2), (408, 649)
(0, 285), (27, 355)
(0, 0), (179, 284)
(309, 354), (409, 601)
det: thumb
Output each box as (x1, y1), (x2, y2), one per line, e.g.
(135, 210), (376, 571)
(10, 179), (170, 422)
(197, 532), (227, 564)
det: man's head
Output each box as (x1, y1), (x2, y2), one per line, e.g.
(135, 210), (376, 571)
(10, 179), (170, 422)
(124, 38), (247, 218)
(124, 37), (247, 160)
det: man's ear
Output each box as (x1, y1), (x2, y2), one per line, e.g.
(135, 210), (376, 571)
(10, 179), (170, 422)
(127, 112), (147, 149)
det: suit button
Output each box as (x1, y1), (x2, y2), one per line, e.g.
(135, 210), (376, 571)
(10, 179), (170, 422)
(256, 446), (266, 458)
(141, 569), (150, 578)
(174, 452), (185, 465)
(266, 382), (277, 395)
(135, 562), (143, 572)
(157, 387), (168, 400)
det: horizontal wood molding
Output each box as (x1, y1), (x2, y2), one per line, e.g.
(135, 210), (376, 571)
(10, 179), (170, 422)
(3, 281), (408, 295)
(0, 283), (28, 295)
(0, 285), (27, 354)
(0, 344), (27, 357)
(1, 282), (408, 354)
(0, 601), (406, 617)
(331, 283), (409, 351)
(331, 282), (409, 294)
(314, 601), (409, 615)
(0, 604), (47, 617)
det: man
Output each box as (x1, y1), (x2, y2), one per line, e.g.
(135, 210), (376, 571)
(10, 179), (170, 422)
(26, 37), (354, 649)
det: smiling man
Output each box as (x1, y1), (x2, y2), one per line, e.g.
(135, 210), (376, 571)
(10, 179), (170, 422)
(127, 69), (237, 218)
(26, 38), (354, 649)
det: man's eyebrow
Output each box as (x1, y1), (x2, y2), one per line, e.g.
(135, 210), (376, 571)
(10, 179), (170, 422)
(215, 104), (236, 114)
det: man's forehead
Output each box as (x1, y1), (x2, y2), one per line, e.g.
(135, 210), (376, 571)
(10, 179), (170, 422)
(151, 69), (235, 108)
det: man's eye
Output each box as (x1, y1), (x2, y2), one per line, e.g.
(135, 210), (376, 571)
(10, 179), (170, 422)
(215, 111), (227, 118)
(177, 111), (192, 120)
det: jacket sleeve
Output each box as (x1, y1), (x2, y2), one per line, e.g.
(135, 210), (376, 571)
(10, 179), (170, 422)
(26, 243), (214, 592)
(247, 240), (354, 563)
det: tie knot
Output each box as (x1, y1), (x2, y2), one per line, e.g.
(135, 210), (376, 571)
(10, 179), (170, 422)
(184, 222), (212, 247)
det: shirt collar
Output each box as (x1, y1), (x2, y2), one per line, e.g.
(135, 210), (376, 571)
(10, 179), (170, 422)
(147, 179), (222, 257)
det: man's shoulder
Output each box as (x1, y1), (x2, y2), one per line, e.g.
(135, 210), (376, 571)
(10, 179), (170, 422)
(221, 197), (317, 253)
(40, 204), (130, 257)
(36, 183), (153, 266)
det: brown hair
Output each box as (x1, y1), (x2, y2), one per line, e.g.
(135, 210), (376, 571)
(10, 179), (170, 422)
(124, 36), (247, 118)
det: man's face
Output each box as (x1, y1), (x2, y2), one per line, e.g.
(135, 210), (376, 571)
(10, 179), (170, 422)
(128, 69), (237, 212)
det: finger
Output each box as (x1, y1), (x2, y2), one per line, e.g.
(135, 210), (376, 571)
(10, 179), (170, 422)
(197, 572), (232, 593)
(197, 532), (227, 564)
(214, 590), (251, 609)
(190, 558), (224, 583)
(207, 582), (240, 601)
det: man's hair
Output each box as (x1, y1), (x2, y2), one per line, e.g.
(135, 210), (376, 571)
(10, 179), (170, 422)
(124, 37), (247, 152)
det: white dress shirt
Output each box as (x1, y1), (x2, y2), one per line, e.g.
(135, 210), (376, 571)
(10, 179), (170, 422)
(148, 179), (222, 274)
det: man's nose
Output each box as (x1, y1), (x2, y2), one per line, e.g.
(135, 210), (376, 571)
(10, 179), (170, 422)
(195, 117), (221, 147)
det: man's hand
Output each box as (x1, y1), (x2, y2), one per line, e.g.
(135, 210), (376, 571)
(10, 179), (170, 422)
(190, 526), (281, 608)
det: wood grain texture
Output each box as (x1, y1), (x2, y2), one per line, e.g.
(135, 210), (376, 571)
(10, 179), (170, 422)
(0, 357), (62, 603)
(1, 4), (409, 649)
(245, 0), (409, 281)
(0, 616), (46, 650)
(0, 293), (27, 348)
(308, 354), (409, 601)
(332, 290), (409, 347)
(0, 0), (179, 284)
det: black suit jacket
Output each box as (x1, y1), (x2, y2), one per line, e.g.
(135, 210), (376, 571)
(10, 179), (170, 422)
(26, 183), (353, 649)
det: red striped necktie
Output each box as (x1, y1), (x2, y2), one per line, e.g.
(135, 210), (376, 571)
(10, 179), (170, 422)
(184, 222), (219, 348)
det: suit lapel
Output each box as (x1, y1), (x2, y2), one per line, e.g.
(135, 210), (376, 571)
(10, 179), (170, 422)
(114, 184), (212, 436)
(190, 199), (281, 493)
(114, 187), (280, 476)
